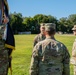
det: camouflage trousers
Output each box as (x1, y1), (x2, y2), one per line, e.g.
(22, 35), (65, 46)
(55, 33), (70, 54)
(74, 65), (76, 75)
(0, 49), (8, 75)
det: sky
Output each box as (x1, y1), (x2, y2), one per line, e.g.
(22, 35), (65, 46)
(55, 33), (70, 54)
(8, 0), (76, 19)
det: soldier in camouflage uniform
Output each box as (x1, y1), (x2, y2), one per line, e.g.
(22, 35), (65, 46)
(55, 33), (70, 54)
(33, 23), (46, 46)
(29, 23), (70, 75)
(0, 13), (9, 75)
(72, 25), (76, 75)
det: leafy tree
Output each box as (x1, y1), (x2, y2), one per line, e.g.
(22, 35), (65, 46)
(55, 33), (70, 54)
(10, 13), (23, 34)
(10, 12), (76, 34)
(68, 14), (76, 25)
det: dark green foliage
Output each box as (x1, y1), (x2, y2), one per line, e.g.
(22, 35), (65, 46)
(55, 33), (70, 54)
(9, 12), (76, 34)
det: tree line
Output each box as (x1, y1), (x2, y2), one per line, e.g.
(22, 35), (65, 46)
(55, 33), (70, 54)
(9, 12), (76, 34)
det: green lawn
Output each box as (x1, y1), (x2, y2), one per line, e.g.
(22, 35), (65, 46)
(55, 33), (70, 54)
(8, 34), (76, 75)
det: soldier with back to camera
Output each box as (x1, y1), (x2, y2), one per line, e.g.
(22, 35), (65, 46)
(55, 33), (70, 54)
(30, 23), (70, 75)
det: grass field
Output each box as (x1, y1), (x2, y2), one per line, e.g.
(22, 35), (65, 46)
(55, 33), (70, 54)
(8, 34), (76, 75)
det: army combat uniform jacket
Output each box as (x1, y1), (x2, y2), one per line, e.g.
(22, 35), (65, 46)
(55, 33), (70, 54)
(72, 39), (76, 57)
(33, 33), (45, 46)
(0, 26), (8, 75)
(30, 37), (70, 75)
(72, 39), (76, 75)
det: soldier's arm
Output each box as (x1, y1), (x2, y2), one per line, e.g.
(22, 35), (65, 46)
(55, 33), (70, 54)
(29, 45), (39, 75)
(72, 42), (76, 57)
(33, 35), (38, 47)
(62, 45), (70, 75)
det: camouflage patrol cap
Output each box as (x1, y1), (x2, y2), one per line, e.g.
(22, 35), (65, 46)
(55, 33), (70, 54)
(72, 25), (76, 30)
(45, 23), (56, 31)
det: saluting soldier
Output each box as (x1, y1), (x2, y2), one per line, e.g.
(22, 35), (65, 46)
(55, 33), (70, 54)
(0, 0), (9, 75)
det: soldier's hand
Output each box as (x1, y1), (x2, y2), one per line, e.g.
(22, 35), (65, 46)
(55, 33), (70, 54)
(3, 17), (9, 24)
